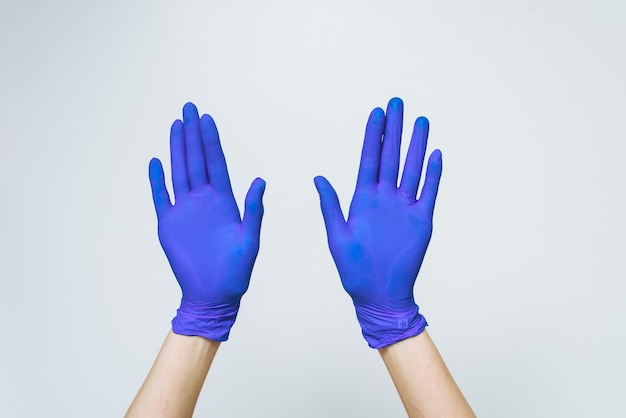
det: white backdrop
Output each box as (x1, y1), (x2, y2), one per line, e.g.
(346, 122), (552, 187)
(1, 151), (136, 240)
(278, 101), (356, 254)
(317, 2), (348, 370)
(1, 1), (625, 417)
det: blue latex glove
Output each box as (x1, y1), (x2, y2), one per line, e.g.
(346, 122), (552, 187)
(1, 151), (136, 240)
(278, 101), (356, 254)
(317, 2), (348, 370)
(148, 102), (266, 342)
(314, 97), (443, 348)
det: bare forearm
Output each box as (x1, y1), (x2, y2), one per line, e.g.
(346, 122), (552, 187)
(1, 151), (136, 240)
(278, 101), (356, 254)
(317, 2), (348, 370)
(125, 330), (220, 418)
(379, 330), (475, 418)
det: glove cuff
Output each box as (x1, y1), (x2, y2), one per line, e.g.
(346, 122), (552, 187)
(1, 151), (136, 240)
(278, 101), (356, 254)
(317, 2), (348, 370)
(354, 303), (428, 349)
(171, 299), (240, 342)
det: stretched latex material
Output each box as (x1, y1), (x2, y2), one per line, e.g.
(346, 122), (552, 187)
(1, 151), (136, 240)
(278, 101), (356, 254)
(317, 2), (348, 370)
(314, 98), (442, 348)
(148, 102), (265, 341)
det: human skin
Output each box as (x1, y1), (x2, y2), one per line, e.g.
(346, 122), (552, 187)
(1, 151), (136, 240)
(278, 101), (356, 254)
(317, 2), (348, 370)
(126, 102), (263, 417)
(125, 331), (219, 418)
(379, 330), (475, 418)
(128, 99), (474, 417)
(315, 97), (475, 416)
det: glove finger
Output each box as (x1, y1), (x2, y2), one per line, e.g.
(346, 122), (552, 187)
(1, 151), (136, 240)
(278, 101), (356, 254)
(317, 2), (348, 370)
(314, 176), (347, 242)
(242, 177), (266, 241)
(148, 157), (172, 218)
(355, 107), (385, 190)
(170, 119), (189, 200)
(399, 116), (429, 199)
(417, 150), (443, 217)
(200, 113), (233, 194)
(379, 97), (404, 188)
(182, 102), (210, 189)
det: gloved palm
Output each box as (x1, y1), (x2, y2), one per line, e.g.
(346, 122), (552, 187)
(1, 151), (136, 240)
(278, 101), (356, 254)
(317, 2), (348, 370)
(338, 183), (434, 306)
(148, 102), (266, 341)
(314, 98), (442, 348)
(156, 186), (255, 305)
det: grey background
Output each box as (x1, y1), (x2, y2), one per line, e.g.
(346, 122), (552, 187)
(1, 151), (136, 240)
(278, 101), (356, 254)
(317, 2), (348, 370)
(1, 1), (625, 417)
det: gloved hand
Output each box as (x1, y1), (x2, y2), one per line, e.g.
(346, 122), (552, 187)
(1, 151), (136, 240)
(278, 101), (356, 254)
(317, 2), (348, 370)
(314, 97), (443, 349)
(148, 102), (266, 342)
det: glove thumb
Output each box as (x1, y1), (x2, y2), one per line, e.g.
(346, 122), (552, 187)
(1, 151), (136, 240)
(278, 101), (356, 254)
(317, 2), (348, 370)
(242, 177), (266, 239)
(313, 176), (347, 242)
